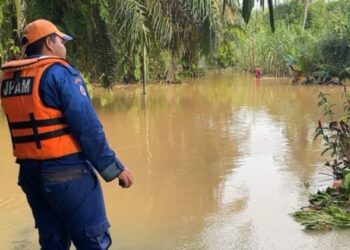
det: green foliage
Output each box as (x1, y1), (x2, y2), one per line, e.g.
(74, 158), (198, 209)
(293, 173), (350, 230)
(214, 5), (288, 74)
(323, 0), (350, 39)
(213, 11), (291, 75)
(317, 92), (335, 119)
(313, 91), (350, 180)
(0, 0), (280, 86)
(4, 0), (350, 86)
(292, 89), (350, 230)
(308, 187), (350, 208)
(213, 24), (244, 68)
(0, 0), (21, 65)
(284, 33), (320, 76)
(315, 91), (350, 170)
(213, 0), (350, 79)
(293, 205), (350, 230)
(109, 0), (224, 82)
(109, 0), (150, 83)
(319, 35), (350, 81)
(24, 0), (117, 86)
(274, 0), (304, 26)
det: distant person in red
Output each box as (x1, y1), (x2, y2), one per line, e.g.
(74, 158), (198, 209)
(255, 67), (263, 78)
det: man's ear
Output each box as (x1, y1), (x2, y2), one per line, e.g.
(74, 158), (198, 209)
(44, 36), (55, 51)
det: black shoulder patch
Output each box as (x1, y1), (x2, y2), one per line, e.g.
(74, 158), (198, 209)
(1, 77), (34, 98)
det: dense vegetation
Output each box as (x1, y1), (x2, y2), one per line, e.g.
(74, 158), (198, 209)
(215, 0), (350, 83)
(0, 0), (271, 87)
(1, 0), (349, 86)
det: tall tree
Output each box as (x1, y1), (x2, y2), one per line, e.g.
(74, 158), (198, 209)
(111, 0), (223, 83)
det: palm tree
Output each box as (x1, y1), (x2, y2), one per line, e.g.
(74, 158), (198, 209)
(112, 0), (224, 83)
(109, 0), (150, 83)
(24, 0), (117, 89)
(2, 0), (275, 85)
(112, 0), (275, 83)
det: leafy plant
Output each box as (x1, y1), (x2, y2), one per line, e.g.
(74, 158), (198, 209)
(315, 91), (350, 174)
(318, 35), (350, 81)
(292, 90), (350, 230)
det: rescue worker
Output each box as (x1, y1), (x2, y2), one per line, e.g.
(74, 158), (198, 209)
(0, 19), (133, 249)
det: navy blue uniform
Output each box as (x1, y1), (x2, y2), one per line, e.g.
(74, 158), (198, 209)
(17, 62), (125, 249)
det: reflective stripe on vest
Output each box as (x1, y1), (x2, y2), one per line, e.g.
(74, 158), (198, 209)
(1, 56), (81, 160)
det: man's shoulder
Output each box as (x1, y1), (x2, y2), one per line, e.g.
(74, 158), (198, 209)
(45, 62), (79, 77)
(41, 62), (81, 91)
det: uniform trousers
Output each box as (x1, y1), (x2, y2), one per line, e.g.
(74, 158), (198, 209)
(18, 162), (111, 250)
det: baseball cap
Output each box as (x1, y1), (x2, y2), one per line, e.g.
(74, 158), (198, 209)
(21, 19), (73, 47)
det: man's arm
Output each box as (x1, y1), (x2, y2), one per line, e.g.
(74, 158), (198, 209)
(40, 64), (132, 186)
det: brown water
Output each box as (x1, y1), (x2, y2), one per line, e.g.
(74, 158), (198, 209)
(1, 71), (350, 250)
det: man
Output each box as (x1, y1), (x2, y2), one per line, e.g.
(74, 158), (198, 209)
(0, 19), (133, 249)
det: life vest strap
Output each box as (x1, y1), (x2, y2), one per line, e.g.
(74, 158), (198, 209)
(8, 113), (68, 149)
(9, 117), (67, 129)
(12, 127), (71, 144)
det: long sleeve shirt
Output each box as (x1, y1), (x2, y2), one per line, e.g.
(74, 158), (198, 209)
(17, 62), (124, 181)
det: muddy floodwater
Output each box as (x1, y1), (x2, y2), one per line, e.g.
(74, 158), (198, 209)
(1, 71), (350, 249)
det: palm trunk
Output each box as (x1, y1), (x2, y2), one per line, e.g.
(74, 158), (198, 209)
(251, 37), (256, 72)
(142, 45), (147, 95)
(164, 52), (180, 83)
(302, 0), (308, 31)
(12, 0), (25, 45)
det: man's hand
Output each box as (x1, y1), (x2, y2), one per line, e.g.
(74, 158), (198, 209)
(333, 178), (342, 192)
(118, 168), (133, 188)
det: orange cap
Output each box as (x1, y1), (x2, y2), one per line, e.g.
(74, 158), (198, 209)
(21, 19), (73, 47)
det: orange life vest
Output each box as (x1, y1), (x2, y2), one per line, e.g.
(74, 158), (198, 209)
(0, 56), (81, 160)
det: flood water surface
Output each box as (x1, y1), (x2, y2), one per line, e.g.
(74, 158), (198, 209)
(1, 71), (349, 249)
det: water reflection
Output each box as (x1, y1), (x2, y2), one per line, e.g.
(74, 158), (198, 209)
(0, 71), (349, 249)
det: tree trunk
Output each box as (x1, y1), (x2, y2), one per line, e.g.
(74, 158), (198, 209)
(302, 0), (308, 31)
(12, 0), (25, 45)
(10, 1), (19, 46)
(142, 45), (147, 95)
(164, 52), (180, 83)
(251, 37), (256, 72)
